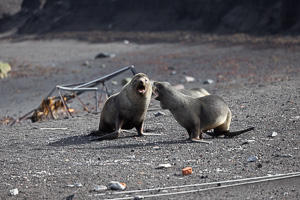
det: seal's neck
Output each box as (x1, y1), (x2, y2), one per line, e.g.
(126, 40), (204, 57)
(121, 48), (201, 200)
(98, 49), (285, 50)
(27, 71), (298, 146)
(163, 90), (188, 111)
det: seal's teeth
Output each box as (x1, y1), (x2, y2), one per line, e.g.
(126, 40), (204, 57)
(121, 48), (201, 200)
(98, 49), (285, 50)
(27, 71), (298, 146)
(137, 85), (146, 94)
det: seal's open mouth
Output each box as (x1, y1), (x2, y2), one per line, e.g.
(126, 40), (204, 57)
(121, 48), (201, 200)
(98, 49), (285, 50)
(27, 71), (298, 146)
(153, 89), (160, 100)
(137, 84), (146, 94)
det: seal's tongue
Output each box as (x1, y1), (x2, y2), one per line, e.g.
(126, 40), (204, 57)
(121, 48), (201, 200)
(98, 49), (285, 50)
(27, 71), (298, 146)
(137, 85), (146, 94)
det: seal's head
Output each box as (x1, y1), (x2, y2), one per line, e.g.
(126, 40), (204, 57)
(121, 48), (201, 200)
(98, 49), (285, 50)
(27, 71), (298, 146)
(152, 82), (173, 101)
(153, 81), (185, 110)
(130, 73), (152, 96)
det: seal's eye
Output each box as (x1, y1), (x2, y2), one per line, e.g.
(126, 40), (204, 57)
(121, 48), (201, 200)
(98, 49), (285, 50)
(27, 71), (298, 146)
(157, 84), (163, 90)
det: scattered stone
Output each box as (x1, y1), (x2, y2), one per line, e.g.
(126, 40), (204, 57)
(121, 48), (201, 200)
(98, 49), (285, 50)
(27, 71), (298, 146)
(185, 76), (195, 83)
(66, 184), (75, 188)
(122, 77), (132, 85)
(216, 168), (223, 173)
(134, 195), (145, 200)
(200, 175), (208, 179)
(127, 155), (136, 159)
(0, 62), (11, 79)
(75, 182), (83, 187)
(95, 52), (116, 59)
(109, 181), (127, 190)
(153, 146), (160, 150)
(155, 163), (172, 169)
(241, 139), (255, 145)
(66, 194), (76, 200)
(154, 111), (165, 117)
(83, 60), (90, 67)
(203, 79), (214, 84)
(257, 163), (263, 168)
(290, 116), (300, 121)
(247, 155), (258, 162)
(123, 40), (130, 45)
(111, 81), (118, 85)
(170, 71), (177, 75)
(182, 167), (192, 175)
(93, 185), (107, 192)
(10, 188), (18, 196)
(100, 64), (106, 68)
(268, 132), (278, 137)
(281, 154), (292, 158)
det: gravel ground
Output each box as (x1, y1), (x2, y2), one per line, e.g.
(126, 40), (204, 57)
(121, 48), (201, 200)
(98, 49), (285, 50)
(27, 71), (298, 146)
(0, 34), (299, 199)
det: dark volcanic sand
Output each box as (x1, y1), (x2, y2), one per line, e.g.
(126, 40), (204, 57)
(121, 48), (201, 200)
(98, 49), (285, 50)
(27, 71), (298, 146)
(0, 34), (299, 199)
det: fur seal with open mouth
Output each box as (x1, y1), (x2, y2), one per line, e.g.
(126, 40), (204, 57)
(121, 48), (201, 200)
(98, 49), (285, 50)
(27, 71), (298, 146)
(91, 73), (152, 140)
(153, 82), (254, 143)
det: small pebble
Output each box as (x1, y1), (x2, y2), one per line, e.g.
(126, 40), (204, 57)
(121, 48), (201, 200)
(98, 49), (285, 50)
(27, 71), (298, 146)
(66, 184), (74, 188)
(247, 155), (258, 162)
(134, 196), (145, 200)
(109, 181), (126, 190)
(156, 163), (172, 169)
(257, 163), (263, 168)
(268, 132), (278, 137)
(83, 60), (90, 67)
(203, 79), (214, 84)
(75, 182), (83, 187)
(170, 71), (177, 75)
(10, 188), (18, 196)
(281, 154), (292, 158)
(154, 111), (165, 117)
(111, 81), (118, 85)
(241, 139), (255, 145)
(123, 40), (130, 45)
(153, 146), (160, 150)
(127, 155), (136, 159)
(93, 185), (107, 192)
(66, 194), (75, 200)
(95, 52), (116, 59)
(185, 76), (195, 82)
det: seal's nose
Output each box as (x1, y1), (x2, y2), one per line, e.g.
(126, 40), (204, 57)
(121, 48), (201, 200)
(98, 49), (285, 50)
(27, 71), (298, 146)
(139, 80), (144, 84)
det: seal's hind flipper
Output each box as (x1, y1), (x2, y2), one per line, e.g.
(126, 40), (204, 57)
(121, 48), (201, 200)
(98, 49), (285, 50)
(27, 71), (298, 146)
(224, 127), (255, 138)
(204, 131), (224, 138)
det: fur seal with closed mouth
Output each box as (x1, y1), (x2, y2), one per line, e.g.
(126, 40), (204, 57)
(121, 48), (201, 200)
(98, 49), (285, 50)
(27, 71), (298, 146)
(91, 73), (152, 140)
(152, 82), (254, 143)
